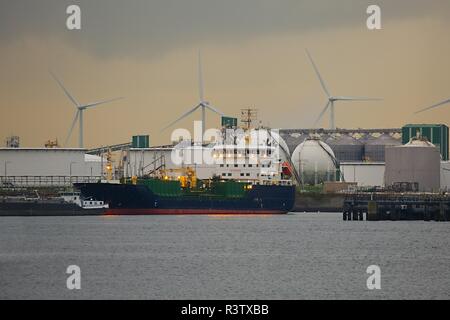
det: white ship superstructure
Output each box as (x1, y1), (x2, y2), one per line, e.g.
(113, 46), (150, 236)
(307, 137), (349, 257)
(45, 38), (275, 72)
(168, 128), (291, 184)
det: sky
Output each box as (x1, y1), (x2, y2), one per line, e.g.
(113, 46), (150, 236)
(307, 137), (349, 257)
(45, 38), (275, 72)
(0, 0), (449, 148)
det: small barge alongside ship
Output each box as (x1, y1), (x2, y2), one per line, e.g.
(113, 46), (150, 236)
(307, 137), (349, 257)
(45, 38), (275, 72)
(0, 193), (108, 216)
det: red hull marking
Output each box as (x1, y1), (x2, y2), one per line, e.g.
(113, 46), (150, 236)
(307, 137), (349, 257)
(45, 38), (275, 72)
(104, 208), (287, 215)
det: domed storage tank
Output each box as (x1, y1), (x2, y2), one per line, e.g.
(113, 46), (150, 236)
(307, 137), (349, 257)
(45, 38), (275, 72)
(291, 138), (337, 185)
(318, 133), (330, 143)
(281, 132), (309, 154)
(326, 134), (363, 162)
(364, 133), (401, 162)
(385, 137), (441, 192)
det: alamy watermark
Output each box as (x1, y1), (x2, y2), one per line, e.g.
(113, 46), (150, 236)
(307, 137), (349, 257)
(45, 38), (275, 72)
(66, 5), (81, 30)
(367, 5), (382, 30)
(65, 4), (382, 31)
(366, 265), (381, 290)
(66, 265), (81, 290)
(169, 121), (283, 167)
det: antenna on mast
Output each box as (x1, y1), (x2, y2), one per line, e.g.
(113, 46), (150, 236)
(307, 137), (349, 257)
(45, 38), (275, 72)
(240, 108), (258, 131)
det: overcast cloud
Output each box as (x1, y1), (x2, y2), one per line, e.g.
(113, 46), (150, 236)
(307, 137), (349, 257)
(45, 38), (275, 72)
(1, 0), (449, 59)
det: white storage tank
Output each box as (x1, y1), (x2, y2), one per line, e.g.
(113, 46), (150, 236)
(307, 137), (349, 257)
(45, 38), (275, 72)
(385, 137), (441, 192)
(291, 137), (337, 185)
(281, 132), (309, 154)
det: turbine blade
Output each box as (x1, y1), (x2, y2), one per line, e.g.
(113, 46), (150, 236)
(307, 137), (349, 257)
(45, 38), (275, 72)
(415, 98), (450, 114)
(204, 103), (224, 116)
(334, 96), (382, 101)
(161, 104), (202, 132)
(82, 97), (124, 109)
(305, 49), (331, 97)
(198, 50), (204, 103)
(64, 111), (79, 147)
(314, 101), (331, 127)
(49, 70), (79, 107)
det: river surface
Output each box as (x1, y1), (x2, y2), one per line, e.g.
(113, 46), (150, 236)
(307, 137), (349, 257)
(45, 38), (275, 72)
(0, 213), (449, 299)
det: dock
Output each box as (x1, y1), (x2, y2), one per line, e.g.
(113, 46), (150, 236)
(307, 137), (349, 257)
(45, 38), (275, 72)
(343, 192), (450, 221)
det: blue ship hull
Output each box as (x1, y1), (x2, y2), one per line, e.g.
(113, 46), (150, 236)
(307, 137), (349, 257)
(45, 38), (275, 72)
(75, 182), (296, 215)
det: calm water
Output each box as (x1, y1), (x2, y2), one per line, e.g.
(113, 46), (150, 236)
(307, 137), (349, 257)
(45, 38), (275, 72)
(0, 213), (449, 300)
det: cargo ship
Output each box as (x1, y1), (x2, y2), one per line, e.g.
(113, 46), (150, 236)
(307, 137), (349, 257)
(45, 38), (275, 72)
(75, 177), (295, 215)
(75, 131), (297, 215)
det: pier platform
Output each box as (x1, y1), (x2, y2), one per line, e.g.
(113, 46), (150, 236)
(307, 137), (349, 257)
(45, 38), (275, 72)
(343, 193), (450, 221)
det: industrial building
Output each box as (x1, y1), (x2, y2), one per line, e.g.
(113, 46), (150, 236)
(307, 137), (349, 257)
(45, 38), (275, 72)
(364, 133), (401, 162)
(279, 128), (402, 163)
(278, 125), (450, 191)
(0, 148), (102, 186)
(340, 162), (385, 187)
(441, 162), (450, 191)
(2, 124), (450, 191)
(402, 124), (449, 160)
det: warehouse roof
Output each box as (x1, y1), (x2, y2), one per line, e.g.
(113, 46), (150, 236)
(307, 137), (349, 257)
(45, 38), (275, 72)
(0, 148), (86, 151)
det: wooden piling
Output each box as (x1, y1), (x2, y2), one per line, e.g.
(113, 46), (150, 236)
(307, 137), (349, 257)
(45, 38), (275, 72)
(367, 201), (378, 221)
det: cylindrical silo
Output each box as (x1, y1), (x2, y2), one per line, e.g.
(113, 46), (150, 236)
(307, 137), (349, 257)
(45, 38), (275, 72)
(385, 138), (441, 192)
(326, 134), (364, 162)
(364, 133), (401, 162)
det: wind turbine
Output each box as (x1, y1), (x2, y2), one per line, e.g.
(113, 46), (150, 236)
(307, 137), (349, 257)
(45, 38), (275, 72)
(415, 98), (450, 114)
(161, 51), (224, 143)
(50, 71), (123, 148)
(305, 49), (382, 130)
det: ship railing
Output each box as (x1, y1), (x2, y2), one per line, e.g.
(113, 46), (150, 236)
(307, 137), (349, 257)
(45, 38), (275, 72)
(257, 179), (293, 186)
(0, 176), (102, 187)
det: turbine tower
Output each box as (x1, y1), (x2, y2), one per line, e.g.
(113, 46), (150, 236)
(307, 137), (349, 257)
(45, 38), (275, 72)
(305, 49), (381, 130)
(415, 98), (450, 114)
(161, 51), (224, 144)
(50, 71), (123, 148)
